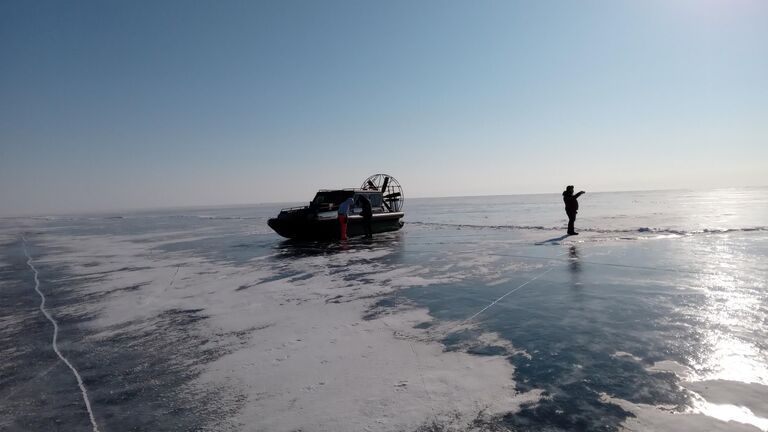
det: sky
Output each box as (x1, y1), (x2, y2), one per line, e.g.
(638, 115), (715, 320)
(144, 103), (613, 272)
(1, 0), (766, 216)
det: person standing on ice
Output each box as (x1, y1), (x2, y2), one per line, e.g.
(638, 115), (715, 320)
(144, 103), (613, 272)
(562, 185), (585, 235)
(337, 197), (355, 240)
(357, 195), (373, 239)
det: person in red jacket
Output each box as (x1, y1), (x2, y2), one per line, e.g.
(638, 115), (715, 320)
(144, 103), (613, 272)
(337, 197), (355, 240)
(562, 185), (585, 235)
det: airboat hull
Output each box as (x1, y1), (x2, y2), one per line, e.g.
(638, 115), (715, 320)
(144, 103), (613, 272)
(268, 213), (404, 240)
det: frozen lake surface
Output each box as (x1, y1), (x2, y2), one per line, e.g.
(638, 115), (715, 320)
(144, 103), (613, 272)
(1, 188), (767, 431)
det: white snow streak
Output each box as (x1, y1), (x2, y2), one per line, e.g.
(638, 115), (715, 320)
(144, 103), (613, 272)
(22, 235), (101, 432)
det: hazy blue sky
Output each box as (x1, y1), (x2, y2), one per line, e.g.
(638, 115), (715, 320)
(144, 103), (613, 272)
(1, 0), (766, 215)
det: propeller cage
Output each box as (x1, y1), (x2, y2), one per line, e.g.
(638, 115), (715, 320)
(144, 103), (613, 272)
(361, 174), (404, 212)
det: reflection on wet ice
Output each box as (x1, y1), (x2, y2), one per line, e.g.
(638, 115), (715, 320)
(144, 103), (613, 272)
(690, 239), (768, 386)
(692, 397), (768, 431)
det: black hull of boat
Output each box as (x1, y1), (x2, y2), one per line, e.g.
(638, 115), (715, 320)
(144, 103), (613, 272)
(268, 213), (404, 240)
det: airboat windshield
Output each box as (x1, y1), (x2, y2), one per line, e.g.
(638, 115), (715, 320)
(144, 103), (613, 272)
(311, 190), (355, 206)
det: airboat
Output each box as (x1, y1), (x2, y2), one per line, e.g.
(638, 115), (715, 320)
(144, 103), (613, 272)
(267, 174), (405, 240)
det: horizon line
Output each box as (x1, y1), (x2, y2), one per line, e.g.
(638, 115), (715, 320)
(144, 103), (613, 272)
(2, 184), (766, 219)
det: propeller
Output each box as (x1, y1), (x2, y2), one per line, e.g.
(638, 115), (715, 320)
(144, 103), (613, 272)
(380, 176), (390, 194)
(360, 174), (404, 212)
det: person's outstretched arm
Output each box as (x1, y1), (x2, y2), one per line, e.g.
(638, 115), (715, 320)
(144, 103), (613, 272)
(575, 191), (585, 198)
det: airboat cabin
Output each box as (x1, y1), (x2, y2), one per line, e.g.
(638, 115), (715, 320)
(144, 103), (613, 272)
(267, 174), (405, 240)
(311, 190), (383, 212)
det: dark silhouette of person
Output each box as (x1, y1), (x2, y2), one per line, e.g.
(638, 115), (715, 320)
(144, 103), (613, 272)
(357, 195), (373, 239)
(562, 185), (585, 235)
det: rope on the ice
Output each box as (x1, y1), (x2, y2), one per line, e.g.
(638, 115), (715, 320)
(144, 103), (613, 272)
(459, 249), (576, 324)
(463, 267), (556, 323)
(22, 235), (101, 432)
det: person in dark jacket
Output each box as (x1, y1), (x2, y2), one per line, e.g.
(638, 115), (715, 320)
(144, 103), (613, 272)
(562, 185), (585, 235)
(357, 195), (373, 239)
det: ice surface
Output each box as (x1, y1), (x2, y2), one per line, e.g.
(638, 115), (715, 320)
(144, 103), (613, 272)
(1, 189), (767, 431)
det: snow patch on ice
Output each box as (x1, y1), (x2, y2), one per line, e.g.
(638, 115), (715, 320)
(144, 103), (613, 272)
(33, 230), (536, 432)
(601, 393), (765, 432)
